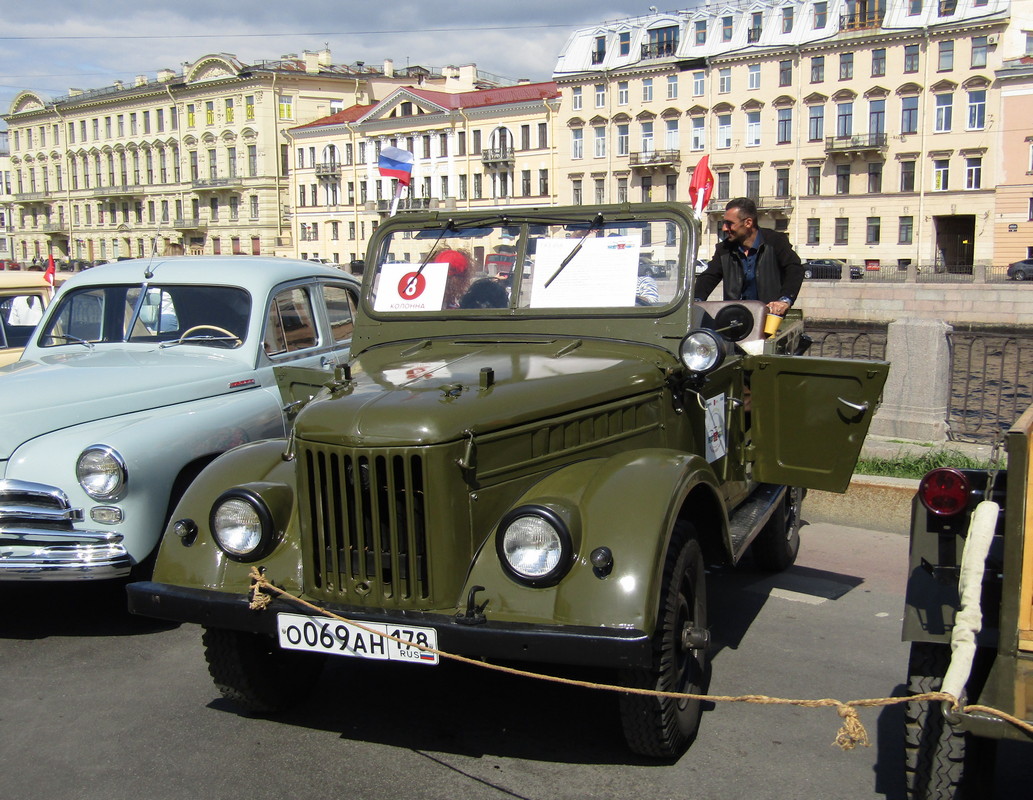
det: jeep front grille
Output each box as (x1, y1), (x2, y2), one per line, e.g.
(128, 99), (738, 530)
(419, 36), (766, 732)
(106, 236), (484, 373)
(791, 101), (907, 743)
(299, 444), (435, 606)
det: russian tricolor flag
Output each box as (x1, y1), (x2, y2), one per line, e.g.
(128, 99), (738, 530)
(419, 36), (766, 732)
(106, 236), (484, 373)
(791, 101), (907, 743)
(378, 146), (414, 186)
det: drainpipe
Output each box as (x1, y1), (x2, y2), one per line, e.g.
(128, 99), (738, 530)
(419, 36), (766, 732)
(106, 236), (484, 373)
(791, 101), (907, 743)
(51, 102), (74, 264)
(915, 26), (931, 269)
(271, 71), (283, 252)
(164, 81), (184, 255)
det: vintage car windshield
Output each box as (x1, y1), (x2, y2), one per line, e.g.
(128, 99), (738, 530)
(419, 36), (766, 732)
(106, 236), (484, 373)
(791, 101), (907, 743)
(368, 213), (687, 314)
(38, 283), (251, 349)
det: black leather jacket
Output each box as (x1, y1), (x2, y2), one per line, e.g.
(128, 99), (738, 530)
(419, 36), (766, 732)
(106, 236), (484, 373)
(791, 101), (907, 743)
(694, 228), (804, 305)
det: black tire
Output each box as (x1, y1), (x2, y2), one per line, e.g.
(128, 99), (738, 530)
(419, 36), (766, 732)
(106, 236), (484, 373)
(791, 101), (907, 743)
(904, 642), (996, 799)
(202, 627), (326, 714)
(803, 268), (814, 279)
(618, 526), (708, 758)
(751, 486), (802, 572)
(1015, 270), (1027, 281)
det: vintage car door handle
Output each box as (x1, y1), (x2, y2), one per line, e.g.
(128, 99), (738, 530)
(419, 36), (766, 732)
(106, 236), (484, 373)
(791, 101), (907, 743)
(838, 397), (869, 415)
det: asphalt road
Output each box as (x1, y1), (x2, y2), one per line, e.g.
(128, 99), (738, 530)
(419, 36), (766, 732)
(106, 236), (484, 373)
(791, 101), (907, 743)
(0, 521), (1026, 800)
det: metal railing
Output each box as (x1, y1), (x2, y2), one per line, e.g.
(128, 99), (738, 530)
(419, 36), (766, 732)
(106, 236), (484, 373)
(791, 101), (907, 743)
(808, 323), (887, 361)
(948, 330), (1033, 443)
(824, 133), (888, 153)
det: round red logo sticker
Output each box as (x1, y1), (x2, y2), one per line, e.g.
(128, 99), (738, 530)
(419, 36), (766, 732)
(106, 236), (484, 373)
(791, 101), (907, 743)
(398, 271), (426, 300)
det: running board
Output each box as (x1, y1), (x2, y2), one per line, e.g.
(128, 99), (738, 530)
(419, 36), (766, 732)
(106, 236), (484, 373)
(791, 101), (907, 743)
(728, 484), (786, 563)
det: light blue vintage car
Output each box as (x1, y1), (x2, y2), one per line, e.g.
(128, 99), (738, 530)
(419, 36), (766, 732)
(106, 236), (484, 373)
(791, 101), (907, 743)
(0, 256), (360, 580)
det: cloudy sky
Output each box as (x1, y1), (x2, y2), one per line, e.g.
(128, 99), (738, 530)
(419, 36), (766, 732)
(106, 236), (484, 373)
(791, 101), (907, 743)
(1, 1), (644, 126)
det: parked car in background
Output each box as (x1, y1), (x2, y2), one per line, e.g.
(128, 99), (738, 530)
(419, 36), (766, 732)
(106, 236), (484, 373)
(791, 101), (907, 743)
(0, 257), (360, 581)
(0, 272), (55, 367)
(801, 258), (862, 280)
(1007, 258), (1033, 281)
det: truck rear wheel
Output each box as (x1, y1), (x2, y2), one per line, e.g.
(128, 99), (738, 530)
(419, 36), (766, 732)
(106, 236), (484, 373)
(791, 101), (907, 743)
(904, 641), (995, 799)
(618, 526), (708, 758)
(202, 627), (326, 714)
(751, 486), (802, 571)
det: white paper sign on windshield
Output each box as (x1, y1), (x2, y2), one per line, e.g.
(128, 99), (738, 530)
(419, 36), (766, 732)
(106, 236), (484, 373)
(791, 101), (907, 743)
(373, 262), (449, 312)
(531, 234), (640, 308)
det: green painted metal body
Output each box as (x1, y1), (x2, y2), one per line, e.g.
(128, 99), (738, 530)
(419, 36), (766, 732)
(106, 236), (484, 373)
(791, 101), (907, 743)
(140, 203), (888, 666)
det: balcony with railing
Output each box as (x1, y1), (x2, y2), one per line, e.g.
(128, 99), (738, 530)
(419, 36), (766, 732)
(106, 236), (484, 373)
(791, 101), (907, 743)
(840, 11), (884, 31)
(92, 184), (144, 198)
(42, 221), (69, 233)
(375, 198), (436, 213)
(173, 217), (205, 230)
(825, 133), (888, 154)
(481, 147), (514, 166)
(629, 149), (681, 170)
(13, 192), (47, 203)
(315, 162), (341, 179)
(192, 176), (245, 191)
(747, 27), (762, 43)
(641, 41), (678, 60)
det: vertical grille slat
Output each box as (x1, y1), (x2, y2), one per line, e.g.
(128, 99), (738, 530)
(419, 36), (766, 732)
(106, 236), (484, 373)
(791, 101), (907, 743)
(299, 444), (432, 606)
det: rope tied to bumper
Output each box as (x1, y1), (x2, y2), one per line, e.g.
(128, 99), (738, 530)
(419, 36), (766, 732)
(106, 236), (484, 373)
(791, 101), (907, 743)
(246, 567), (1033, 748)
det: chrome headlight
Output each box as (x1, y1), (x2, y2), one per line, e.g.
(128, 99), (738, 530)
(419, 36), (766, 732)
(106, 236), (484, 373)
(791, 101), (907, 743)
(496, 505), (573, 587)
(210, 489), (275, 561)
(76, 445), (128, 500)
(679, 329), (727, 374)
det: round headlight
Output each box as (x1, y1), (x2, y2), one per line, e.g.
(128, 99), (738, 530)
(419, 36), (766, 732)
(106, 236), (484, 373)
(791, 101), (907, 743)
(76, 446), (128, 500)
(496, 506), (572, 586)
(210, 490), (274, 561)
(679, 329), (725, 373)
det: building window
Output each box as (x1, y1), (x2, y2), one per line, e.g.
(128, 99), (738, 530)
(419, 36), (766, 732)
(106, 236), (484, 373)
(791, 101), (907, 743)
(901, 96), (919, 134)
(908, 0), (922, 14)
(868, 162), (883, 193)
(718, 68), (731, 93)
(667, 74), (678, 99)
(746, 112), (761, 146)
(695, 20), (707, 45)
(748, 64), (761, 90)
(205, 101), (215, 125)
(967, 90), (986, 129)
(571, 129), (584, 159)
(595, 83), (606, 107)
(811, 56), (824, 83)
(642, 78), (653, 102)
(641, 176), (652, 203)
(901, 160), (916, 192)
(840, 52), (854, 80)
(716, 171), (730, 200)
(808, 105), (825, 140)
(745, 169), (760, 198)
(278, 96), (293, 120)
(539, 169), (549, 196)
(871, 48), (887, 77)
(869, 99), (886, 134)
(722, 16), (733, 41)
(619, 32), (631, 55)
(904, 45), (920, 73)
(777, 108), (792, 144)
(617, 123), (630, 155)
(539, 123), (548, 148)
(865, 217), (880, 244)
(692, 71), (705, 96)
(779, 60), (792, 87)
(618, 81), (629, 105)
(775, 168), (790, 197)
(595, 178), (605, 204)
(572, 87), (582, 110)
(617, 177), (628, 202)
(939, 0), (957, 16)
(717, 114), (732, 149)
(899, 216), (914, 243)
(834, 217), (848, 245)
(971, 36), (988, 68)
(938, 40), (954, 71)
(836, 164), (851, 194)
(782, 7), (794, 33)
(933, 159), (949, 191)
(966, 157), (982, 189)
(935, 94), (953, 132)
(815, 2), (828, 28)
(748, 11), (762, 42)
(186, 104), (196, 127)
(807, 218), (821, 244)
(836, 102), (853, 138)
(593, 36), (606, 64)
(691, 117), (705, 150)
(807, 166), (821, 195)
(594, 126), (606, 157)
(245, 96), (255, 120)
(641, 121), (654, 153)
(665, 118), (679, 150)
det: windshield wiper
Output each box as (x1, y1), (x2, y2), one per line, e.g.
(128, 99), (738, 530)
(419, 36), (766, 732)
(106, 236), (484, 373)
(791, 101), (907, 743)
(545, 212), (604, 289)
(49, 334), (95, 351)
(159, 335), (239, 350)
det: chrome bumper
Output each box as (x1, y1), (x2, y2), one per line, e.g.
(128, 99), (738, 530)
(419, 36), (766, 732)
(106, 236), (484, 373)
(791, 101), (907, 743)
(0, 478), (131, 580)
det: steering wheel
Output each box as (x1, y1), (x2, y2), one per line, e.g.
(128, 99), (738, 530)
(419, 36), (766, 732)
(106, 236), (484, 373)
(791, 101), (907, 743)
(178, 324), (242, 346)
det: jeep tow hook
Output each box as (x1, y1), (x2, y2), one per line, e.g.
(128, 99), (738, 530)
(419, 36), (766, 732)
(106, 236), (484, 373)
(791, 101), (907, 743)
(456, 585), (489, 625)
(681, 625), (710, 651)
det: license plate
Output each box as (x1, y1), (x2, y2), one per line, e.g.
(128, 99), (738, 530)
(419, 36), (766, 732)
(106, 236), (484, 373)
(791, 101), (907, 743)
(276, 612), (439, 665)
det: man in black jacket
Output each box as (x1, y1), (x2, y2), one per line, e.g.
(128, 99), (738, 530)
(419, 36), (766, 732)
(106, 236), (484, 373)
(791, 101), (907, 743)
(693, 197), (803, 317)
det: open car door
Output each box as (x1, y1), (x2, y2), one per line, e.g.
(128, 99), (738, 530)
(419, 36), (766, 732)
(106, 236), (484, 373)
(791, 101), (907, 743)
(747, 354), (889, 492)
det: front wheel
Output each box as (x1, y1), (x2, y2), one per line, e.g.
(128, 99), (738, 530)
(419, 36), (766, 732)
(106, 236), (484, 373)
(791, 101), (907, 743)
(202, 627), (326, 714)
(1014, 270), (1028, 281)
(803, 268), (814, 279)
(751, 487), (802, 572)
(903, 641), (996, 799)
(618, 526), (709, 758)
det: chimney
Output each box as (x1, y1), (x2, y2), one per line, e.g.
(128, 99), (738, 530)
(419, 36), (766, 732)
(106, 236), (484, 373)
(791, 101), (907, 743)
(383, 58), (394, 77)
(157, 69), (175, 83)
(69, 88), (83, 96)
(304, 51), (320, 74)
(318, 47), (332, 67)
(135, 75), (147, 87)
(113, 80), (124, 90)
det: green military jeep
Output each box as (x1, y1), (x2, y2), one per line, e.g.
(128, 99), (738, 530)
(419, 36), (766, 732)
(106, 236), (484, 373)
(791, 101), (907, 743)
(128, 203), (888, 757)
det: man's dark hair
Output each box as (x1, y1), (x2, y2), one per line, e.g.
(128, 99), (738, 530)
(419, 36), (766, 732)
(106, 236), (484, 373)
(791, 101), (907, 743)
(725, 197), (758, 224)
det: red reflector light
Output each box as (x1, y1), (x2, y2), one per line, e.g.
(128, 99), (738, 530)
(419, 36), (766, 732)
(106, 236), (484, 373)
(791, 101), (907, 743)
(229, 379), (256, 389)
(918, 468), (972, 516)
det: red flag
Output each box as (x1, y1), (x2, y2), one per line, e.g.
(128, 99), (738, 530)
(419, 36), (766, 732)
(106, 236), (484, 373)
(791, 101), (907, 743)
(688, 156), (714, 215)
(44, 254), (56, 286)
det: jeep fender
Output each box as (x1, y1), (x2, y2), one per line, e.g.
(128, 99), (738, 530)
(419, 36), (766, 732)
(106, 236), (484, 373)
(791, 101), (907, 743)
(462, 448), (725, 634)
(150, 438), (305, 594)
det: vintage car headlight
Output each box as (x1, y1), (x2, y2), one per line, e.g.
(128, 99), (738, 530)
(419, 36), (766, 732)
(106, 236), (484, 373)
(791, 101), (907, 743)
(210, 489), (275, 561)
(76, 445), (128, 500)
(679, 329), (728, 374)
(496, 505), (573, 587)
